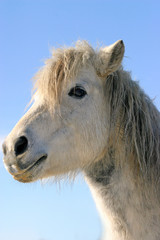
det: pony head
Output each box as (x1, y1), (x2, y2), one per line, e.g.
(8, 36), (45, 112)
(3, 40), (124, 182)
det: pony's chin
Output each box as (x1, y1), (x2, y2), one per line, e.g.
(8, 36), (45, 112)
(13, 168), (43, 183)
(13, 174), (35, 183)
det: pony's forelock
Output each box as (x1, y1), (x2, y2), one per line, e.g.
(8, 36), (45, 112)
(33, 41), (96, 107)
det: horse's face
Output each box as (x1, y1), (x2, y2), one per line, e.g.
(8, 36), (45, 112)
(3, 66), (109, 182)
(3, 40), (124, 182)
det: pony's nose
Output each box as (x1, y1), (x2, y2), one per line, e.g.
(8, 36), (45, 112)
(14, 136), (28, 156)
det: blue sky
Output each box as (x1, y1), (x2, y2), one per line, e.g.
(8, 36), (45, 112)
(0, 1), (160, 240)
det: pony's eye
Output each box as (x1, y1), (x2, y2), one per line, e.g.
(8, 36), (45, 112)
(68, 86), (87, 99)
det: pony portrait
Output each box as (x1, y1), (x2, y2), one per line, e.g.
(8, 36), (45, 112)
(3, 40), (160, 240)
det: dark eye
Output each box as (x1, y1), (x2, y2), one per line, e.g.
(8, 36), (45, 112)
(68, 86), (87, 99)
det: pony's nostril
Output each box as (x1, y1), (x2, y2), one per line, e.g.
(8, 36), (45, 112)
(2, 142), (7, 155)
(14, 136), (28, 156)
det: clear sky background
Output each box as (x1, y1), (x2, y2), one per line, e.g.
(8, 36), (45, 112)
(0, 1), (160, 240)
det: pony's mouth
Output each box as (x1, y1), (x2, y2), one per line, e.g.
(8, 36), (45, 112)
(26, 155), (48, 171)
(13, 154), (48, 182)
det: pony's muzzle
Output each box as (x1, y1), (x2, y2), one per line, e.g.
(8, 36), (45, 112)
(3, 133), (48, 180)
(2, 135), (29, 174)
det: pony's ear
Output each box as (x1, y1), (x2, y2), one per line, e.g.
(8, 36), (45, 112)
(97, 40), (125, 77)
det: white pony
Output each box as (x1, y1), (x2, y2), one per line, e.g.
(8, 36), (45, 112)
(3, 40), (160, 240)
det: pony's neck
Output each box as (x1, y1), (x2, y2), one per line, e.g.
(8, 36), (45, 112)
(84, 151), (160, 240)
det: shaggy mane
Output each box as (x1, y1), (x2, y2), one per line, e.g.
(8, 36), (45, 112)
(33, 41), (160, 177)
(107, 70), (160, 176)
